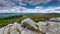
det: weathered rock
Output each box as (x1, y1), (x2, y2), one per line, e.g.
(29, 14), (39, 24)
(0, 28), (4, 34)
(11, 30), (19, 34)
(21, 18), (38, 30)
(0, 22), (22, 34)
(0, 19), (42, 34)
(21, 28), (39, 34)
(37, 22), (47, 33)
(49, 17), (60, 22)
(0, 18), (60, 34)
(46, 21), (60, 34)
(46, 18), (60, 34)
(37, 18), (60, 34)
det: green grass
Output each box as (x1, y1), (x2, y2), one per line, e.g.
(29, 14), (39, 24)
(0, 13), (60, 28)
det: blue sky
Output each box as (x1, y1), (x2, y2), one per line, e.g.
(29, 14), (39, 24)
(0, 0), (60, 13)
(25, 0), (60, 8)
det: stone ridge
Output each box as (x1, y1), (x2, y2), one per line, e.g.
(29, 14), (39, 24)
(0, 18), (60, 34)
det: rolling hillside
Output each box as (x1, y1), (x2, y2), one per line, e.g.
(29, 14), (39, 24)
(0, 13), (60, 28)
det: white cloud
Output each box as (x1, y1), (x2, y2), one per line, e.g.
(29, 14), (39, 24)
(0, 6), (60, 13)
(0, 0), (59, 13)
(44, 7), (60, 13)
(0, 0), (52, 7)
(58, 0), (60, 1)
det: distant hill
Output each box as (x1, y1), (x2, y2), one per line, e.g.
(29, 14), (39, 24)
(0, 13), (22, 18)
(0, 13), (60, 28)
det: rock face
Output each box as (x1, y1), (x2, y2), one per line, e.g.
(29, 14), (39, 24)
(21, 18), (38, 31)
(0, 18), (43, 34)
(0, 22), (39, 34)
(46, 21), (60, 34)
(0, 18), (60, 34)
(46, 17), (60, 34)
(37, 22), (47, 33)
(49, 17), (60, 22)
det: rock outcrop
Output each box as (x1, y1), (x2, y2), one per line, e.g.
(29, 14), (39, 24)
(37, 22), (47, 33)
(21, 18), (38, 30)
(46, 17), (60, 34)
(0, 18), (43, 34)
(0, 18), (60, 34)
(49, 17), (60, 22)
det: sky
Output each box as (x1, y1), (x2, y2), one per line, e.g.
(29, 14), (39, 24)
(0, 0), (60, 13)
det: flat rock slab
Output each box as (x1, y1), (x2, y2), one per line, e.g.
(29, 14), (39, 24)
(46, 22), (60, 34)
(21, 29), (39, 34)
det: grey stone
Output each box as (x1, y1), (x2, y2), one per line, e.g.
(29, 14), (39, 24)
(0, 18), (60, 34)
(21, 28), (39, 34)
(49, 17), (60, 22)
(21, 18), (38, 30)
(0, 21), (40, 34)
(46, 21), (60, 34)
(0, 28), (4, 34)
(10, 30), (19, 34)
(37, 22), (47, 33)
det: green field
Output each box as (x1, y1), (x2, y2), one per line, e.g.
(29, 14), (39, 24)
(0, 13), (60, 28)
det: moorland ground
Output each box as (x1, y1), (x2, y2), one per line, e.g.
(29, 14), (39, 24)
(0, 13), (60, 28)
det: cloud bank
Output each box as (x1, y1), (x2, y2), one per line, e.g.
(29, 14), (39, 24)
(0, 6), (60, 13)
(0, 0), (60, 13)
(0, 0), (52, 7)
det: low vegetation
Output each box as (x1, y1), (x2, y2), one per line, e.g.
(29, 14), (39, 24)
(0, 13), (60, 28)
